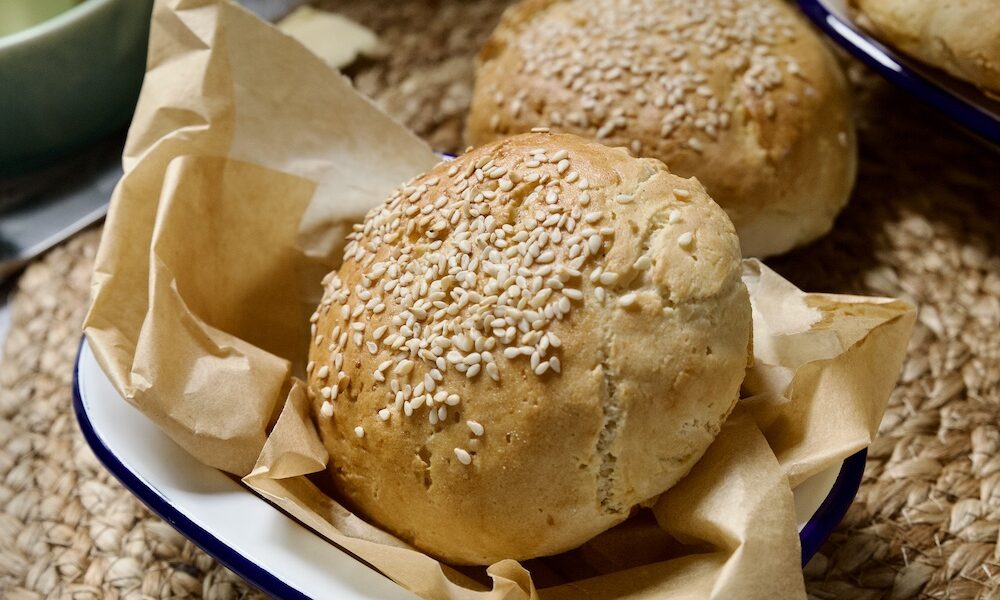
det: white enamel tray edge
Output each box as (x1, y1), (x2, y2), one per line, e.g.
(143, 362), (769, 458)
(73, 338), (865, 599)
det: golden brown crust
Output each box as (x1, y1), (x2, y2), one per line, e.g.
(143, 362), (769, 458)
(308, 132), (751, 564)
(466, 0), (857, 257)
(852, 0), (1000, 93)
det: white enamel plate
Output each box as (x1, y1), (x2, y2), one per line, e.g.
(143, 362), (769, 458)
(73, 339), (864, 599)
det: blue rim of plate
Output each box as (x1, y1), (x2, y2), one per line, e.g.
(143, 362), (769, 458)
(799, 448), (866, 563)
(71, 340), (310, 600)
(72, 338), (865, 598)
(797, 0), (1000, 146)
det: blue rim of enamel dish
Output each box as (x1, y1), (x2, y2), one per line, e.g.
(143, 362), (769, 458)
(72, 339), (863, 596)
(71, 339), (311, 600)
(799, 447), (866, 564)
(796, 0), (1000, 146)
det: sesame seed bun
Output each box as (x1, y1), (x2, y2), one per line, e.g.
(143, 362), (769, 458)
(466, 0), (858, 258)
(852, 0), (1000, 93)
(308, 132), (752, 565)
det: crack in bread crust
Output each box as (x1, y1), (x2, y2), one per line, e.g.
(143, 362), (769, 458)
(596, 328), (624, 514)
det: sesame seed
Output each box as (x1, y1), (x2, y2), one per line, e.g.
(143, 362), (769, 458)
(618, 293), (638, 308)
(378, 408), (391, 421)
(678, 232), (694, 249)
(354, 426), (365, 438)
(599, 271), (619, 286)
(588, 235), (603, 254)
(454, 448), (472, 465)
(633, 256), (652, 270)
(673, 188), (691, 199)
(394, 360), (414, 375)
(317, 365), (330, 379)
(668, 210), (681, 224)
(467, 420), (485, 436)
(320, 401), (334, 417)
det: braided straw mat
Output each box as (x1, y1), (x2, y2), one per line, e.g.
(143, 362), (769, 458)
(1, 1), (998, 598)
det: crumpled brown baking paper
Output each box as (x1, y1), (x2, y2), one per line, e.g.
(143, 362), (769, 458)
(83, 1), (916, 598)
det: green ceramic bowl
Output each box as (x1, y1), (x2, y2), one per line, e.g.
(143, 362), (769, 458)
(0, 0), (153, 173)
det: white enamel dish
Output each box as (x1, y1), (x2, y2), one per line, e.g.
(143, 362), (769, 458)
(73, 338), (865, 599)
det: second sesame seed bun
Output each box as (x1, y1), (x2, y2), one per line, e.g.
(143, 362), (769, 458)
(466, 0), (858, 258)
(308, 132), (752, 565)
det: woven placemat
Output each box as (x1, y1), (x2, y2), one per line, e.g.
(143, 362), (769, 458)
(1, 1), (998, 598)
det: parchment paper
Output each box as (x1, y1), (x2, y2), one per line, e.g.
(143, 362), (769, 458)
(83, 1), (917, 598)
